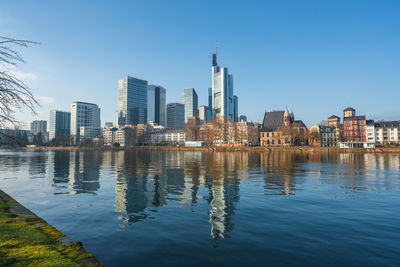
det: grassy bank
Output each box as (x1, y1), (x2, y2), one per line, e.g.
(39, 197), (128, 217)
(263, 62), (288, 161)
(0, 190), (103, 266)
(25, 145), (400, 153)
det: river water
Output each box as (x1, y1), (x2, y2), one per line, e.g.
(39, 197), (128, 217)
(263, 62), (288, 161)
(0, 149), (399, 266)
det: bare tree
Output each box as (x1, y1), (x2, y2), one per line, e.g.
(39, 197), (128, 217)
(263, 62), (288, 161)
(0, 36), (39, 129)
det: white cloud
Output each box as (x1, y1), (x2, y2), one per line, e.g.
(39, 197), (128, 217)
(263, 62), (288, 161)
(37, 96), (56, 104)
(1, 62), (38, 81)
(10, 70), (38, 81)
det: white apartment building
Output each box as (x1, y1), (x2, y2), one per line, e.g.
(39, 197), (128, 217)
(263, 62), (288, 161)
(375, 121), (400, 144)
(71, 102), (101, 143)
(148, 130), (185, 145)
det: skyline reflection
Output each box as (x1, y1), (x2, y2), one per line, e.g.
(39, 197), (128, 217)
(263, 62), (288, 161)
(23, 150), (400, 239)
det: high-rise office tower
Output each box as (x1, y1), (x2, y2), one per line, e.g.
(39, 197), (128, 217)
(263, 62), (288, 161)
(233, 95), (238, 122)
(30, 120), (47, 135)
(211, 52), (238, 121)
(49, 110), (70, 140)
(118, 76), (148, 126)
(147, 85), (166, 126)
(70, 101), (101, 142)
(167, 103), (185, 130)
(208, 88), (212, 108)
(179, 88), (198, 122)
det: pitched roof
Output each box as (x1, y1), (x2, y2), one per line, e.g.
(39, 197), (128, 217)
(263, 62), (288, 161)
(328, 115), (340, 119)
(344, 107), (355, 111)
(293, 120), (307, 128)
(262, 111), (285, 131)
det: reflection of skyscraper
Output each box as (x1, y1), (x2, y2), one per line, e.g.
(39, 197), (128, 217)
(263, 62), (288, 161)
(208, 181), (240, 239)
(68, 151), (100, 194)
(114, 151), (169, 223)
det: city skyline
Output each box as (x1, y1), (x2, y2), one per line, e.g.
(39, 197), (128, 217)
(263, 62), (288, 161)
(1, 0), (400, 128)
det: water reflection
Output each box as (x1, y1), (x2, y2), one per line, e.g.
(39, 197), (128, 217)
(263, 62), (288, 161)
(5, 150), (400, 240)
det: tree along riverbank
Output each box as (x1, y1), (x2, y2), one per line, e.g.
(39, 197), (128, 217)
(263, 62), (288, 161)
(0, 190), (103, 266)
(22, 146), (400, 153)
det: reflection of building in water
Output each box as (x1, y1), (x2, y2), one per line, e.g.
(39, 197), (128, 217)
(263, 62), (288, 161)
(28, 152), (47, 176)
(114, 151), (170, 223)
(68, 151), (100, 194)
(260, 152), (301, 196)
(48, 151), (70, 186)
(208, 181), (240, 239)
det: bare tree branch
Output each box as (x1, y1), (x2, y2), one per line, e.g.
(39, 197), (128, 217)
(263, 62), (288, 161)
(0, 36), (40, 129)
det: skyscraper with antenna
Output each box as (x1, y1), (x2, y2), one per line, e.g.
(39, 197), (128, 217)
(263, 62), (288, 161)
(210, 45), (238, 121)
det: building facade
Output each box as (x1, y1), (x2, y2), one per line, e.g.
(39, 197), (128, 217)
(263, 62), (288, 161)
(30, 120), (47, 135)
(309, 125), (340, 147)
(179, 88), (198, 122)
(211, 53), (238, 121)
(147, 85), (166, 126)
(148, 130), (186, 145)
(118, 76), (148, 126)
(167, 103), (185, 130)
(49, 110), (71, 141)
(70, 101), (101, 143)
(342, 107), (366, 146)
(375, 121), (400, 144)
(260, 108), (308, 147)
(199, 105), (213, 124)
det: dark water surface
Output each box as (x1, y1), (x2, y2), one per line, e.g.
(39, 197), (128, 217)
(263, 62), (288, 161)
(0, 150), (399, 266)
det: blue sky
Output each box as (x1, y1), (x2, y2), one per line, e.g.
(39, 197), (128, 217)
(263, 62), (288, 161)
(1, 0), (399, 128)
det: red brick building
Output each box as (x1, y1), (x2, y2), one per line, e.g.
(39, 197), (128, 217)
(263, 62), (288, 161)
(342, 107), (366, 144)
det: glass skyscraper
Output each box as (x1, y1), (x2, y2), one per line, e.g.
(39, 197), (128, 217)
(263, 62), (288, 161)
(167, 103), (185, 130)
(118, 76), (148, 126)
(179, 88), (198, 122)
(49, 110), (71, 140)
(147, 85), (166, 126)
(211, 53), (238, 121)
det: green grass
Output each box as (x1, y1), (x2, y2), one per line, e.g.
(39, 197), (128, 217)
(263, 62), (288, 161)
(0, 196), (97, 266)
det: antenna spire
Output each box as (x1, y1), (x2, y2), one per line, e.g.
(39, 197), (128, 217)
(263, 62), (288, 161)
(216, 40), (218, 56)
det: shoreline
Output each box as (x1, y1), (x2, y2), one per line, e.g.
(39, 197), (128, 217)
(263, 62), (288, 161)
(0, 189), (103, 266)
(21, 146), (400, 153)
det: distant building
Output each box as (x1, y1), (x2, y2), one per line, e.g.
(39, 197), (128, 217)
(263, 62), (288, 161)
(211, 52), (237, 121)
(366, 120), (376, 145)
(103, 125), (135, 147)
(118, 76), (148, 126)
(328, 115), (340, 127)
(233, 96), (238, 122)
(199, 105), (212, 124)
(104, 122), (113, 127)
(208, 88), (212, 108)
(30, 120), (48, 144)
(49, 110), (71, 141)
(238, 115), (247, 122)
(375, 121), (400, 144)
(147, 85), (166, 126)
(309, 125), (340, 147)
(260, 107), (308, 146)
(30, 120), (47, 135)
(70, 101), (101, 143)
(148, 130), (186, 145)
(179, 88), (198, 122)
(167, 103), (185, 130)
(342, 107), (366, 147)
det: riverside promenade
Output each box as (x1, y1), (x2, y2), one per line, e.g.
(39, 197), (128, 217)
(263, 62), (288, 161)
(0, 190), (103, 266)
